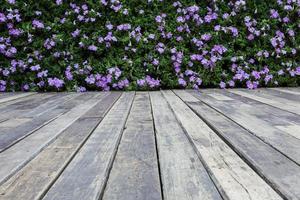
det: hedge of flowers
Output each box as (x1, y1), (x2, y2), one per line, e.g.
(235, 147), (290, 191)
(0, 0), (299, 91)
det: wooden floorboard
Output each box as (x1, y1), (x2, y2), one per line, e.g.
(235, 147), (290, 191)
(175, 90), (300, 200)
(0, 92), (36, 104)
(0, 93), (121, 200)
(228, 89), (300, 115)
(103, 92), (162, 200)
(190, 89), (300, 166)
(0, 88), (299, 200)
(150, 91), (222, 200)
(43, 92), (135, 200)
(163, 90), (281, 200)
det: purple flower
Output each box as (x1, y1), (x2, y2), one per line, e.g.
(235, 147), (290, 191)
(137, 79), (146, 87)
(32, 19), (45, 29)
(7, 0), (16, 4)
(30, 64), (41, 71)
(9, 28), (22, 37)
(228, 80), (235, 87)
(117, 24), (131, 31)
(270, 9), (279, 18)
(85, 75), (96, 84)
(178, 78), (187, 87)
(76, 86), (86, 92)
(22, 84), (30, 91)
(0, 80), (6, 92)
(152, 59), (159, 66)
(219, 81), (226, 89)
(155, 15), (162, 23)
(48, 77), (64, 89)
(37, 70), (48, 78)
(56, 0), (62, 5)
(0, 13), (7, 23)
(88, 45), (98, 51)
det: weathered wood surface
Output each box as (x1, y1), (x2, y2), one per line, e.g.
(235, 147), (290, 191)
(43, 92), (135, 200)
(270, 87), (300, 95)
(190, 89), (300, 166)
(0, 92), (36, 104)
(150, 91), (222, 200)
(228, 89), (300, 115)
(103, 92), (162, 200)
(0, 88), (299, 200)
(175, 90), (300, 200)
(0, 93), (104, 185)
(162, 90), (281, 200)
(0, 93), (84, 152)
(0, 93), (121, 200)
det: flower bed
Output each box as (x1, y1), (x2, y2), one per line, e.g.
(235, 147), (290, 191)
(0, 0), (299, 91)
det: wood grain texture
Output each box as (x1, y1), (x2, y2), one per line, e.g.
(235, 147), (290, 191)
(264, 88), (300, 102)
(0, 93), (103, 185)
(228, 89), (300, 115)
(0, 93), (120, 200)
(150, 91), (222, 200)
(270, 88), (300, 95)
(190, 89), (300, 165)
(0, 93), (83, 152)
(163, 90), (282, 200)
(0, 93), (57, 116)
(42, 92), (135, 200)
(175, 90), (300, 200)
(103, 92), (162, 200)
(0, 93), (36, 104)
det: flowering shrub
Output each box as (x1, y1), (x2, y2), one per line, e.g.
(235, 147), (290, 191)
(0, 0), (299, 91)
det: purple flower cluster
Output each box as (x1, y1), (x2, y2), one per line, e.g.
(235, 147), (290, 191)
(137, 76), (160, 88)
(0, 0), (299, 91)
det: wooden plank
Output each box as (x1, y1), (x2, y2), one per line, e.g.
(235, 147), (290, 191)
(0, 93), (104, 185)
(0, 93), (84, 152)
(204, 89), (300, 126)
(0, 93), (121, 200)
(42, 92), (135, 200)
(102, 92), (162, 200)
(0, 93), (57, 115)
(270, 88), (300, 95)
(163, 90), (282, 200)
(175, 90), (300, 200)
(150, 91), (222, 200)
(190, 89), (300, 165)
(275, 125), (300, 140)
(265, 88), (300, 102)
(0, 93), (36, 104)
(0, 93), (18, 100)
(21, 93), (79, 118)
(228, 89), (300, 115)
(0, 108), (65, 152)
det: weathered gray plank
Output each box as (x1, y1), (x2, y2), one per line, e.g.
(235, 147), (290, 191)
(163, 90), (282, 200)
(103, 92), (162, 200)
(0, 93), (36, 104)
(190, 89), (300, 165)
(0, 93), (86, 152)
(0, 93), (19, 100)
(0, 93), (104, 185)
(228, 89), (300, 115)
(150, 91), (222, 200)
(0, 93), (57, 115)
(264, 88), (300, 102)
(0, 93), (121, 200)
(175, 90), (300, 200)
(205, 89), (300, 127)
(42, 92), (135, 200)
(270, 88), (300, 95)
(20, 93), (79, 118)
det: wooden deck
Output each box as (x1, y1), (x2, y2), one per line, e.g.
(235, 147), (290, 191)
(0, 88), (299, 200)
